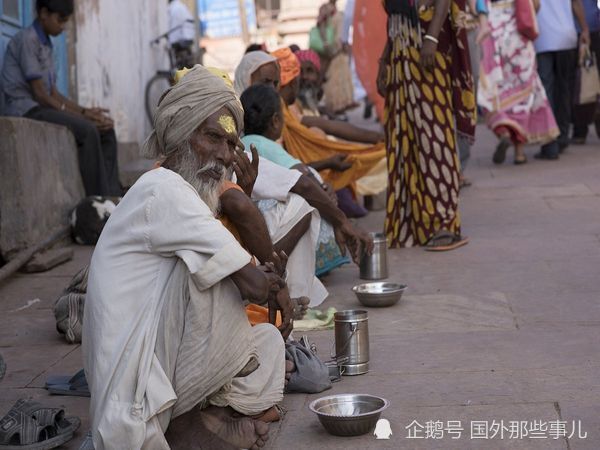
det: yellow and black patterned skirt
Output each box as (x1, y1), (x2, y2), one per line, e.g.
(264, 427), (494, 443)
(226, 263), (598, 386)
(383, 15), (464, 248)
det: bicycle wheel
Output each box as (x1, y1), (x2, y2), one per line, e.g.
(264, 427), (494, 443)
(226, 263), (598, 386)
(145, 72), (172, 124)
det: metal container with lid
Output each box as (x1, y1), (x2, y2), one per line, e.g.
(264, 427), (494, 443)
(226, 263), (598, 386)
(359, 232), (388, 280)
(334, 310), (369, 375)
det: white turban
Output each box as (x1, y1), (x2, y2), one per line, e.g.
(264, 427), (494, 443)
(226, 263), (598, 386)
(233, 51), (277, 97)
(142, 64), (244, 159)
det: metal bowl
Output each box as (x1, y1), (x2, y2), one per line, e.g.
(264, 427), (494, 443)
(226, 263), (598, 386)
(352, 282), (407, 307)
(309, 393), (390, 436)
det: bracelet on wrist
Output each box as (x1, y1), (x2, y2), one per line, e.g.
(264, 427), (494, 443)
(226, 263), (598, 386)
(424, 34), (439, 45)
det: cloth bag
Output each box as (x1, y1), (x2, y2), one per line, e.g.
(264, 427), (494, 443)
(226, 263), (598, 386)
(575, 50), (600, 105)
(515, 0), (539, 41)
(284, 341), (332, 394)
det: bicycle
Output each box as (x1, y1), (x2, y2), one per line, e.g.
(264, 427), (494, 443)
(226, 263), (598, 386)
(145, 20), (204, 124)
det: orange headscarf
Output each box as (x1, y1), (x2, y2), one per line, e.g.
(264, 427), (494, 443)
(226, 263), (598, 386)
(272, 47), (300, 87)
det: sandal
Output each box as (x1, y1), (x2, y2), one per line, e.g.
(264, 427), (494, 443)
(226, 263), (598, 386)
(0, 399), (80, 449)
(425, 231), (469, 252)
(514, 156), (528, 165)
(45, 369), (90, 397)
(493, 137), (511, 164)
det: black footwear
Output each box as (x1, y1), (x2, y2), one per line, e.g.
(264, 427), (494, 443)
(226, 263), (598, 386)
(363, 101), (373, 119)
(514, 156), (528, 165)
(493, 137), (511, 164)
(571, 136), (586, 145)
(534, 152), (559, 160)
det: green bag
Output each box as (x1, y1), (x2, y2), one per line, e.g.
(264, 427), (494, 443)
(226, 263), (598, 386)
(309, 25), (334, 56)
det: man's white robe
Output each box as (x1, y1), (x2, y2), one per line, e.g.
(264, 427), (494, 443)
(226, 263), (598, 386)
(82, 168), (284, 450)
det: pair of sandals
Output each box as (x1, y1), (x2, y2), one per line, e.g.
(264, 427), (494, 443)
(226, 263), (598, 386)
(0, 399), (80, 449)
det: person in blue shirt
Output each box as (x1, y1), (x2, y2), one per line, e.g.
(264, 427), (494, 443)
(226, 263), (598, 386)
(534, 0), (590, 160)
(1, 0), (121, 196)
(572, 0), (600, 144)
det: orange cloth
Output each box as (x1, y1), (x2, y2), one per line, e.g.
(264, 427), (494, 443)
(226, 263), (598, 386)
(281, 101), (386, 190)
(217, 181), (280, 327)
(272, 47), (301, 87)
(353, 0), (387, 121)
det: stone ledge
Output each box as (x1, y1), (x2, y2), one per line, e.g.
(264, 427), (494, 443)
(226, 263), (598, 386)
(0, 117), (85, 260)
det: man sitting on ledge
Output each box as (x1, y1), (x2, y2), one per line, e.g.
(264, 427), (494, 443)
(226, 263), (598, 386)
(82, 65), (290, 450)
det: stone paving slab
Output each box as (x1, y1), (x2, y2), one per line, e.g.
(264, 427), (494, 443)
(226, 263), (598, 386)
(0, 125), (599, 450)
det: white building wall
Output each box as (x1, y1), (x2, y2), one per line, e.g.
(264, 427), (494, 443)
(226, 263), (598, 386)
(74, 0), (168, 145)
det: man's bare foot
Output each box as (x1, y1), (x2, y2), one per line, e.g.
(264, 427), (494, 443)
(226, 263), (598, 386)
(201, 407), (269, 450)
(291, 297), (310, 319)
(249, 405), (284, 423)
(285, 359), (295, 387)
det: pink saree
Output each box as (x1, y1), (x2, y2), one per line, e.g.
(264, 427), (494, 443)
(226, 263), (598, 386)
(478, 0), (559, 144)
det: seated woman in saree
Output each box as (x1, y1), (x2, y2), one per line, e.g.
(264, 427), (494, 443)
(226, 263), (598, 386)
(478, 0), (558, 165)
(271, 47), (386, 193)
(240, 83), (373, 276)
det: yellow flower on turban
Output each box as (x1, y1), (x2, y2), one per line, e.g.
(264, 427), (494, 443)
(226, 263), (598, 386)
(272, 47), (300, 87)
(206, 67), (234, 91)
(174, 67), (192, 84)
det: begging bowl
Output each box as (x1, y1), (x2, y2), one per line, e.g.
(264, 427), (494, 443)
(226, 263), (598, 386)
(309, 393), (390, 436)
(352, 282), (407, 307)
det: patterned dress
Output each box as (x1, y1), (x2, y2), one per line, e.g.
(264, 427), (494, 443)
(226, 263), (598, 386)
(478, 0), (559, 144)
(383, 0), (476, 248)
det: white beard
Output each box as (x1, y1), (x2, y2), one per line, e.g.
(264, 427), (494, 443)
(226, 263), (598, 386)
(172, 146), (226, 216)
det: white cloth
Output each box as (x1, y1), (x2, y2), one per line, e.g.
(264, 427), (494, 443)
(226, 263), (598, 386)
(250, 155), (302, 201)
(83, 168), (283, 450)
(534, 0), (578, 53)
(257, 193), (328, 307)
(168, 0), (195, 45)
(233, 51), (277, 96)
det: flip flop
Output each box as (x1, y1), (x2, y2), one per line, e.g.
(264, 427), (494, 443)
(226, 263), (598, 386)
(45, 369), (89, 397)
(0, 399), (80, 449)
(425, 231), (469, 252)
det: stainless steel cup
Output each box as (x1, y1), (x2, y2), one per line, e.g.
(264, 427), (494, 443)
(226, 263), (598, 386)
(334, 310), (369, 375)
(359, 232), (388, 280)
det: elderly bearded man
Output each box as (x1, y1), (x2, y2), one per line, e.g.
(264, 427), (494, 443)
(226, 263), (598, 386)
(82, 65), (291, 450)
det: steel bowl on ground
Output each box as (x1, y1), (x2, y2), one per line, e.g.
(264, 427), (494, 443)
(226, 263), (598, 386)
(308, 393), (390, 436)
(352, 282), (407, 307)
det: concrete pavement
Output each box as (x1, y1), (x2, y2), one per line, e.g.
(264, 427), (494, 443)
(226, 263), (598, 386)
(1, 123), (599, 449)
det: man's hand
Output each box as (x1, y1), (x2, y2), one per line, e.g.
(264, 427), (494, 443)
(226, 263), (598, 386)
(333, 220), (374, 264)
(234, 144), (259, 197)
(268, 286), (294, 340)
(266, 251), (288, 279)
(84, 107), (114, 132)
(327, 154), (352, 172)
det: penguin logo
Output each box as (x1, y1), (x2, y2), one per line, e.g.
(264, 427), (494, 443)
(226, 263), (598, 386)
(374, 418), (392, 439)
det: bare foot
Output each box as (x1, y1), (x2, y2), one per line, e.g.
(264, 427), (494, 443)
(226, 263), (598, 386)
(250, 405), (283, 423)
(201, 407), (269, 450)
(291, 297), (310, 319)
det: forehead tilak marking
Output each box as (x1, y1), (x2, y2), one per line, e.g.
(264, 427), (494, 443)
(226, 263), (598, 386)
(218, 115), (237, 134)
